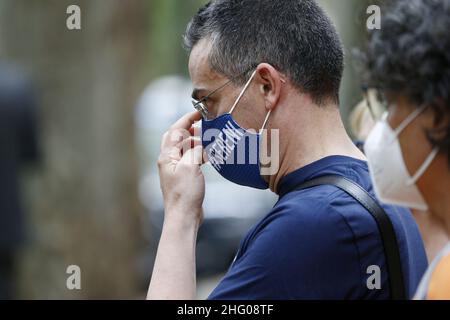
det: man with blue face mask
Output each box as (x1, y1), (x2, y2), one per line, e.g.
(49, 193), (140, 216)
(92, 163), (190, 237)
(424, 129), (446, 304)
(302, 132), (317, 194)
(147, 0), (427, 300)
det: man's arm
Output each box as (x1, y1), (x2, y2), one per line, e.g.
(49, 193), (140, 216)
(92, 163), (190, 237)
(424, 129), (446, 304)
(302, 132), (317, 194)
(147, 111), (204, 300)
(147, 211), (201, 299)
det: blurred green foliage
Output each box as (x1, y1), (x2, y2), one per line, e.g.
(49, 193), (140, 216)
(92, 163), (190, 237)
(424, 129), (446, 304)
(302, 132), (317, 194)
(147, 0), (206, 79)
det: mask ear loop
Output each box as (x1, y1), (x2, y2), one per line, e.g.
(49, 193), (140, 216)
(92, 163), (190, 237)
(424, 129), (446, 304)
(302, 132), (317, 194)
(390, 104), (439, 185)
(260, 110), (272, 133)
(407, 147), (439, 185)
(229, 69), (275, 133)
(385, 105), (428, 145)
(229, 70), (258, 115)
(260, 78), (284, 131)
(393, 105), (428, 136)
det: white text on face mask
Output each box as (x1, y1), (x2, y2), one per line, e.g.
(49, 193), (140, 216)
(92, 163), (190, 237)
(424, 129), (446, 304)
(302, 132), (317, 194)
(207, 121), (246, 171)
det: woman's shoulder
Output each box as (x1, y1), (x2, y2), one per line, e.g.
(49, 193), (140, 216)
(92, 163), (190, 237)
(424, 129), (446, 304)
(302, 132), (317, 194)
(427, 243), (450, 299)
(415, 242), (450, 300)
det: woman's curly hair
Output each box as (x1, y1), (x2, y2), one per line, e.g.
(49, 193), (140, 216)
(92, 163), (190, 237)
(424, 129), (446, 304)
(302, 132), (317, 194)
(364, 0), (450, 166)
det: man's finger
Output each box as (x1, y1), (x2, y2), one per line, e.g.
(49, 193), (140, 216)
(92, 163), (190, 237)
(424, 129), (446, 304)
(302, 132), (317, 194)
(180, 145), (204, 166)
(180, 137), (202, 155)
(190, 121), (202, 137)
(161, 128), (190, 151)
(170, 111), (202, 131)
(159, 145), (182, 164)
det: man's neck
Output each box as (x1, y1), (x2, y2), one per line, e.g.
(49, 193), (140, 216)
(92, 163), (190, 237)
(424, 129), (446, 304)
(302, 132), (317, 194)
(268, 98), (365, 194)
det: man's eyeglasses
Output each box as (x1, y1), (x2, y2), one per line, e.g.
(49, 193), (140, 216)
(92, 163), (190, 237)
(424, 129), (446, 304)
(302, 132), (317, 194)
(192, 66), (257, 120)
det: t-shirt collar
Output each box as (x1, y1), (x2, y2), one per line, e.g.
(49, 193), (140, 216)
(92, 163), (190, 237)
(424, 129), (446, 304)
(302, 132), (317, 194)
(277, 155), (367, 198)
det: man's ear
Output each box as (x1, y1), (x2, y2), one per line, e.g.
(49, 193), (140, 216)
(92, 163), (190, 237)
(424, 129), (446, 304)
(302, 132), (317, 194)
(255, 63), (284, 112)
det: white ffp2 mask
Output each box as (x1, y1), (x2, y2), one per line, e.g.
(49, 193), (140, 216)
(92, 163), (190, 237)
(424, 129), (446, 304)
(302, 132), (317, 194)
(364, 106), (439, 211)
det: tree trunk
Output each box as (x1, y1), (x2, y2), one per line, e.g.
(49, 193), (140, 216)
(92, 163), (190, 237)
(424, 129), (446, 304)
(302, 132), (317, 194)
(0, 0), (147, 298)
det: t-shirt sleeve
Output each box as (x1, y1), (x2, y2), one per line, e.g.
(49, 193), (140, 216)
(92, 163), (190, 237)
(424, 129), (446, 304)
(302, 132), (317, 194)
(208, 195), (364, 300)
(427, 252), (450, 299)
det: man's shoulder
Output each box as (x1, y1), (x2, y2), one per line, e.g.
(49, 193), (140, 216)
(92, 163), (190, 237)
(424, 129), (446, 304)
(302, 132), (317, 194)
(260, 172), (390, 251)
(234, 185), (368, 299)
(253, 185), (358, 248)
(272, 178), (373, 227)
(271, 174), (422, 244)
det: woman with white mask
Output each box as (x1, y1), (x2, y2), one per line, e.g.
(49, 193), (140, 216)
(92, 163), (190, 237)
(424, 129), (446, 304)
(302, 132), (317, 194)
(350, 92), (448, 264)
(363, 0), (450, 299)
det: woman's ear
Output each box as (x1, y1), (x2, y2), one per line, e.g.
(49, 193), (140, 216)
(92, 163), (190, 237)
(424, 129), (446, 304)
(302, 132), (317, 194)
(426, 101), (450, 142)
(255, 63), (284, 112)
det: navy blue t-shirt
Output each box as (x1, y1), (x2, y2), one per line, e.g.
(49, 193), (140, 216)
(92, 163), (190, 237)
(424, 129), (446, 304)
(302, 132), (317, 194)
(208, 156), (427, 299)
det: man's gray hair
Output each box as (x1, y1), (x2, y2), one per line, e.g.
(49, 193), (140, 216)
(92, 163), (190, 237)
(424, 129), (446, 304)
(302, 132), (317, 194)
(184, 0), (344, 106)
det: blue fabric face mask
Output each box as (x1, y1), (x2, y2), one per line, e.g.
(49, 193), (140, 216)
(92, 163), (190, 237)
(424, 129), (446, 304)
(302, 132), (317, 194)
(201, 70), (272, 189)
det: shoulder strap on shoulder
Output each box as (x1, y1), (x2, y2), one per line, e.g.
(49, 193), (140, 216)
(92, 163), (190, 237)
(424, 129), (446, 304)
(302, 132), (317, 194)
(285, 174), (406, 300)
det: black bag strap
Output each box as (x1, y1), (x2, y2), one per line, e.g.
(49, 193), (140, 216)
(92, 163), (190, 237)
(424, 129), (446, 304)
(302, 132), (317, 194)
(285, 174), (406, 300)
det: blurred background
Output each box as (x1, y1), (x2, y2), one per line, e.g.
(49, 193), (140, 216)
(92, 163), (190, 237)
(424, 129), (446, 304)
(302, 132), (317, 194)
(0, 0), (376, 299)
